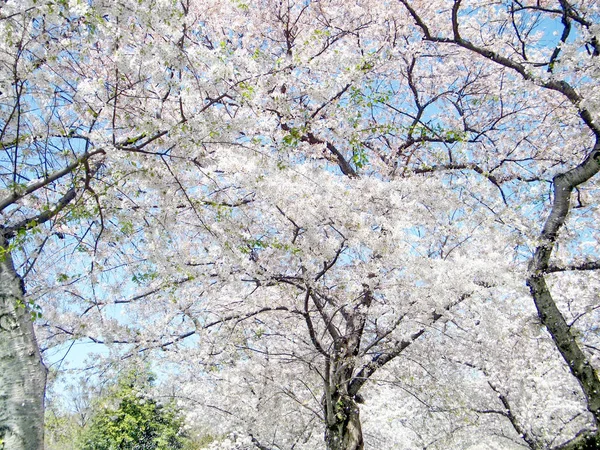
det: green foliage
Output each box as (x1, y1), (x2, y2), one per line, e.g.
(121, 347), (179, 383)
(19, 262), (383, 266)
(407, 122), (468, 143)
(350, 138), (368, 169)
(57, 273), (70, 283)
(78, 370), (191, 450)
(238, 81), (255, 101)
(232, 0), (249, 12)
(120, 221), (135, 236)
(282, 127), (302, 147)
(131, 270), (158, 285)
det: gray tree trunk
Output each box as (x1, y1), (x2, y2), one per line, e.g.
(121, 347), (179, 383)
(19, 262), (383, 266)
(0, 238), (46, 450)
(324, 391), (363, 450)
(527, 145), (600, 430)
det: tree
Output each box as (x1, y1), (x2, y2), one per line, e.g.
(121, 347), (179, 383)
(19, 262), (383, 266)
(0, 1), (105, 447)
(79, 369), (190, 450)
(1, 0), (596, 449)
(130, 1), (599, 447)
(39, 1), (506, 447)
(0, 0), (244, 448)
(44, 367), (109, 450)
(99, 1), (599, 448)
(396, 1), (600, 447)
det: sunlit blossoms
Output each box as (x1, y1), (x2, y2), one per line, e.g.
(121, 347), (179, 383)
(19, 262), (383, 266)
(1, 1), (599, 449)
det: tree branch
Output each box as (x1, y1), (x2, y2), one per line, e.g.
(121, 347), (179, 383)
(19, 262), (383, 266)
(546, 260), (600, 273)
(0, 148), (105, 213)
(348, 293), (468, 396)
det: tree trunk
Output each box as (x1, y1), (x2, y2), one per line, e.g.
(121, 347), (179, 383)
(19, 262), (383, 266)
(324, 392), (363, 450)
(0, 239), (46, 450)
(526, 145), (600, 430)
(527, 275), (600, 427)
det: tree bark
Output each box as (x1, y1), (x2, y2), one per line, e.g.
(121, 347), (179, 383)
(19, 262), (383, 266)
(0, 237), (46, 450)
(324, 391), (363, 450)
(527, 275), (600, 427)
(526, 144), (600, 429)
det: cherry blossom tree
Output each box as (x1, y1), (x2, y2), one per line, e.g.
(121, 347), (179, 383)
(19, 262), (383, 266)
(0, 1), (105, 447)
(396, 1), (600, 447)
(0, 0), (249, 447)
(2, 0), (599, 449)
(134, 1), (599, 448)
(152, 1), (599, 447)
